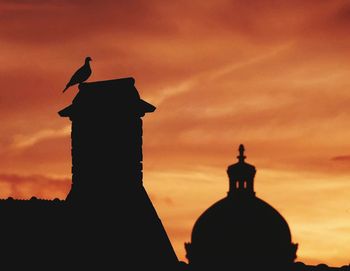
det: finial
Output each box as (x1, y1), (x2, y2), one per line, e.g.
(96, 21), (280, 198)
(237, 144), (246, 162)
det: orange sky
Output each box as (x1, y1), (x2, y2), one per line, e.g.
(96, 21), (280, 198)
(0, 0), (349, 266)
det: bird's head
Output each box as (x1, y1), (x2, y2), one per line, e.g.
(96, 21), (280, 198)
(85, 56), (92, 62)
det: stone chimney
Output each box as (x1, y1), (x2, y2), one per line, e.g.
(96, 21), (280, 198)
(58, 77), (178, 270)
(59, 77), (155, 203)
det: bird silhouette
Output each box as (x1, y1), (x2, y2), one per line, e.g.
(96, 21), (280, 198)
(63, 57), (92, 93)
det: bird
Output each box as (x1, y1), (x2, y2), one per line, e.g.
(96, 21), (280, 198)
(62, 56), (92, 93)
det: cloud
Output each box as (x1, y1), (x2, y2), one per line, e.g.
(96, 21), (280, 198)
(0, 0), (174, 45)
(0, 134), (71, 178)
(0, 0), (350, 266)
(11, 126), (70, 149)
(331, 156), (350, 162)
(0, 173), (70, 199)
(148, 193), (174, 206)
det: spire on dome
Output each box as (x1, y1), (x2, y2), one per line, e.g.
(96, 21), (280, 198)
(227, 144), (256, 197)
(237, 144), (246, 162)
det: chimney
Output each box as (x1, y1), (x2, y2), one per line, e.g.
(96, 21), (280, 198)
(59, 77), (155, 203)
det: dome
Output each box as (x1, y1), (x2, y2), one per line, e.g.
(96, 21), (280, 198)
(188, 196), (295, 265)
(185, 145), (298, 271)
(191, 196), (292, 246)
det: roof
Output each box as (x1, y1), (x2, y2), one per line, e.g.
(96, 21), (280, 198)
(188, 195), (295, 267)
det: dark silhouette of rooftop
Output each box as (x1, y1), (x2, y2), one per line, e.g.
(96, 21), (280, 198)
(0, 77), (178, 270)
(0, 77), (348, 271)
(183, 145), (349, 271)
(185, 145), (298, 271)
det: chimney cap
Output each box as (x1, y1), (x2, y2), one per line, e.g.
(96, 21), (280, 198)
(58, 77), (156, 118)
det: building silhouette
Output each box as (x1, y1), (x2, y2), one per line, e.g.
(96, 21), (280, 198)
(183, 145), (349, 271)
(185, 144), (298, 271)
(0, 77), (178, 270)
(58, 77), (178, 270)
(0, 77), (348, 271)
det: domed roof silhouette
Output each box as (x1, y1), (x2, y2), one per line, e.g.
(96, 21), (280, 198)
(185, 145), (298, 271)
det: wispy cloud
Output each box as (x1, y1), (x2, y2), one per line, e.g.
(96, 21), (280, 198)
(0, 0), (350, 266)
(11, 126), (70, 149)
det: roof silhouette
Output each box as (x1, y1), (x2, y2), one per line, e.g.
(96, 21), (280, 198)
(0, 77), (177, 270)
(0, 76), (347, 271)
(185, 145), (297, 271)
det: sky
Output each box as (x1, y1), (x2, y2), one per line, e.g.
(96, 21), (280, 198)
(0, 0), (349, 266)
